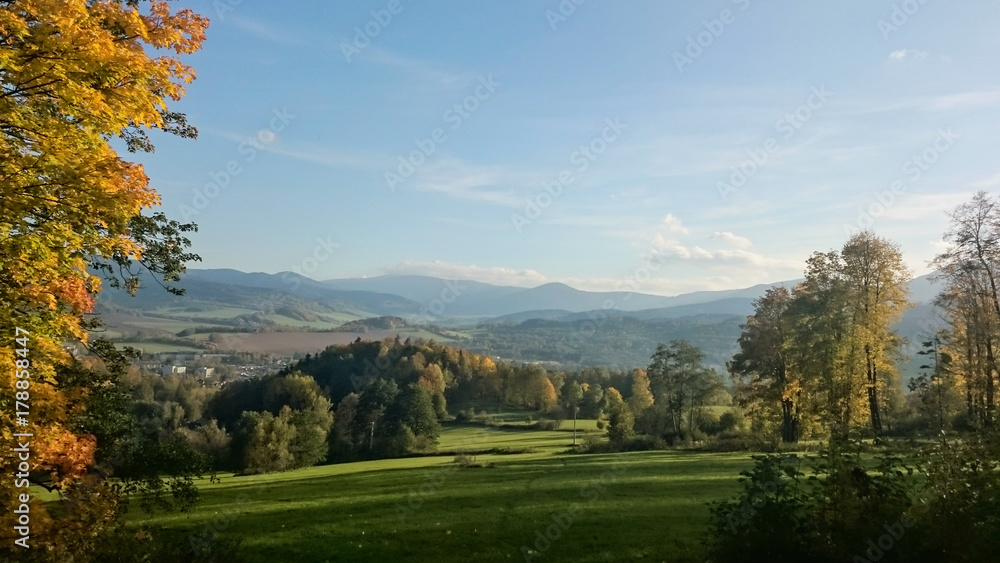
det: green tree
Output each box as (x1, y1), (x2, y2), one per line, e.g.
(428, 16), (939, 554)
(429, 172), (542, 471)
(646, 340), (725, 440)
(387, 385), (441, 453)
(730, 287), (800, 442)
(607, 402), (635, 445)
(907, 336), (960, 433)
(236, 409), (296, 474)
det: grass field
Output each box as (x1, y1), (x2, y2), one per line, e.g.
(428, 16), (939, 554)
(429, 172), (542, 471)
(125, 424), (755, 562)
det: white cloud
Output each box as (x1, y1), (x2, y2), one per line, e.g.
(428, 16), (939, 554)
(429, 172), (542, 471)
(711, 231), (753, 249)
(881, 192), (970, 221)
(379, 260), (792, 298)
(381, 260), (547, 287)
(888, 49), (927, 62)
(661, 213), (690, 235)
(409, 158), (523, 207)
(649, 237), (799, 270)
(928, 91), (1000, 110)
(971, 173), (1000, 189)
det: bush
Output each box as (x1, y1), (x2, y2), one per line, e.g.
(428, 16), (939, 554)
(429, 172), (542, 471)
(701, 431), (780, 452)
(579, 433), (668, 454)
(717, 411), (740, 433)
(705, 442), (918, 562)
(453, 452), (492, 469)
(533, 419), (560, 431)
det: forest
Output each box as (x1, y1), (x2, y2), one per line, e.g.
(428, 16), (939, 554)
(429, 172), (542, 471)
(1, 1), (998, 562)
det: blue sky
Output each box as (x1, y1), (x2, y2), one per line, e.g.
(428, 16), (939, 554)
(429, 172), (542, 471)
(137, 0), (1000, 296)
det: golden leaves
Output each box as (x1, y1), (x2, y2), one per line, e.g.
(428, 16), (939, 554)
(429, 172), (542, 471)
(0, 0), (207, 547)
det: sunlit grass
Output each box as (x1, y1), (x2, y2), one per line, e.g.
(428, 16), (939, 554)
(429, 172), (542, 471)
(125, 429), (756, 562)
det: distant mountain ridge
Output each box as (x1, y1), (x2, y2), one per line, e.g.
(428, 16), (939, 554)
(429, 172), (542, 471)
(98, 268), (942, 324)
(93, 268), (945, 379)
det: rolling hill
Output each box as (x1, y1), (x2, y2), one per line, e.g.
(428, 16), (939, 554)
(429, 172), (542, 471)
(93, 268), (945, 378)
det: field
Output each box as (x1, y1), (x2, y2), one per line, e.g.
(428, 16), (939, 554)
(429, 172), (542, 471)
(125, 424), (755, 562)
(204, 328), (461, 356)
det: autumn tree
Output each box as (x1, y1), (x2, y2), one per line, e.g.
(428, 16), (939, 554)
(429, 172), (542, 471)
(933, 191), (1000, 427)
(730, 286), (800, 442)
(784, 251), (858, 438)
(839, 231), (912, 436)
(0, 0), (207, 558)
(627, 368), (654, 415)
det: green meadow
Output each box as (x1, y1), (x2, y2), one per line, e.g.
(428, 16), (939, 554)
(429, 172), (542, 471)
(126, 423), (755, 562)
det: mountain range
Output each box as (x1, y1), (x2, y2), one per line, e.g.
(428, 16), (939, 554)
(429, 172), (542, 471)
(98, 267), (942, 324)
(95, 268), (944, 376)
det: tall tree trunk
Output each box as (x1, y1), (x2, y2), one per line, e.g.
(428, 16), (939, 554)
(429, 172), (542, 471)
(986, 340), (997, 423)
(781, 398), (798, 443)
(865, 343), (883, 436)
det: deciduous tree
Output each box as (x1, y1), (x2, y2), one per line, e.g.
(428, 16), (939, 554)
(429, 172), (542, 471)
(0, 0), (207, 557)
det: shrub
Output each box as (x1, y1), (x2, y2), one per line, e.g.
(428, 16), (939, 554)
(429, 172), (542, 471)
(453, 452), (492, 469)
(705, 442), (918, 562)
(533, 419), (560, 431)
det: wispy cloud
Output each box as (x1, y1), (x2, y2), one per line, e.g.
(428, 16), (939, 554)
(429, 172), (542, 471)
(888, 49), (927, 62)
(928, 90), (1000, 110)
(409, 158), (524, 206)
(971, 173), (1000, 189)
(261, 143), (388, 170)
(362, 47), (478, 92)
(379, 259), (788, 297)
(882, 192), (971, 221)
(381, 260), (547, 287)
(711, 231), (753, 249)
(229, 16), (303, 46)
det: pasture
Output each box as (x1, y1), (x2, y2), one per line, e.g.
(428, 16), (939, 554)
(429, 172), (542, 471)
(126, 423), (755, 562)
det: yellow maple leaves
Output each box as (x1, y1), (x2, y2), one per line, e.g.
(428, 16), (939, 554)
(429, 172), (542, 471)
(0, 0), (207, 553)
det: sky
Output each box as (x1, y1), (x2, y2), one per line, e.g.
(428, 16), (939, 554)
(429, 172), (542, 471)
(135, 0), (1000, 296)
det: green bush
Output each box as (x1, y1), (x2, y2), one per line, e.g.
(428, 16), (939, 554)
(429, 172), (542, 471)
(705, 443), (916, 563)
(533, 419), (559, 431)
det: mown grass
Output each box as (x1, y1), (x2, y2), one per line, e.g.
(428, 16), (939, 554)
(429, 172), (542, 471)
(126, 424), (756, 562)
